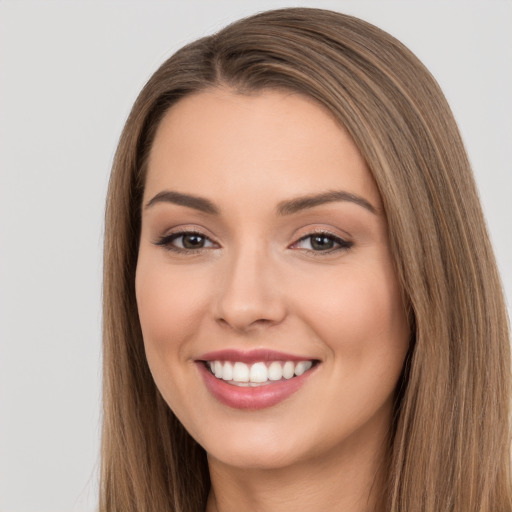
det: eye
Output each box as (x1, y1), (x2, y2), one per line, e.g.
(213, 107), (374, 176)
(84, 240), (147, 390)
(292, 232), (353, 253)
(154, 231), (217, 252)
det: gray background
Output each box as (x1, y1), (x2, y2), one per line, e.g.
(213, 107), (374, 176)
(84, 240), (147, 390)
(1, 1), (511, 511)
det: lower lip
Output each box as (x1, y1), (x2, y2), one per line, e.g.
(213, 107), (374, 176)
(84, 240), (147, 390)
(196, 362), (317, 410)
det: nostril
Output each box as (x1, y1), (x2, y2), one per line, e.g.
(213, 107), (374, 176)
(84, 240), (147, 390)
(215, 315), (282, 332)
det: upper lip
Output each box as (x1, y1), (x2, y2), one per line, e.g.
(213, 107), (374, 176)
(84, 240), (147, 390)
(197, 349), (318, 364)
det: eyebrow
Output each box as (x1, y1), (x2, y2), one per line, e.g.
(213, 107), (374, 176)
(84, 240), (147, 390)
(144, 189), (377, 216)
(276, 190), (377, 215)
(145, 190), (219, 214)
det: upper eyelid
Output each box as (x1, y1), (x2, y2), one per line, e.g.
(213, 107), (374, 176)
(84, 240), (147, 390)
(155, 228), (351, 252)
(292, 227), (351, 243)
(156, 230), (217, 245)
(157, 228), (347, 241)
(157, 225), (217, 241)
(295, 229), (346, 240)
(291, 232), (351, 249)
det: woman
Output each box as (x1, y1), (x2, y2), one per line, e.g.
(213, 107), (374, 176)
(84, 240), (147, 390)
(100, 7), (511, 512)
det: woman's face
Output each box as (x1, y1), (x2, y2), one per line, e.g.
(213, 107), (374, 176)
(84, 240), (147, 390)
(136, 88), (410, 470)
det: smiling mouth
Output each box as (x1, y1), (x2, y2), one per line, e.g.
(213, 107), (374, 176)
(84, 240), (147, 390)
(204, 360), (317, 386)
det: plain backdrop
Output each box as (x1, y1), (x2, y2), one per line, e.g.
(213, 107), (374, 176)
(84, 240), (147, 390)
(0, 1), (511, 511)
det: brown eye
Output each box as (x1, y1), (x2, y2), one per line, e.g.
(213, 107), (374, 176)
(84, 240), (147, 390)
(181, 234), (207, 249)
(154, 231), (216, 252)
(310, 235), (335, 251)
(293, 232), (353, 253)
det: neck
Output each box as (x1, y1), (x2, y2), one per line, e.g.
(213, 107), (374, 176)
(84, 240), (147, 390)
(205, 428), (389, 512)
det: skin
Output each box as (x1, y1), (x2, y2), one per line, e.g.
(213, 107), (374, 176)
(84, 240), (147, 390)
(136, 88), (410, 512)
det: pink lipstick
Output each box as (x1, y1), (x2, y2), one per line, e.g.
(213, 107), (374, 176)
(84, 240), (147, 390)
(196, 349), (319, 410)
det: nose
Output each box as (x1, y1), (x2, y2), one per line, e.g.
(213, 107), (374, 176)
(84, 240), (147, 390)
(213, 245), (287, 333)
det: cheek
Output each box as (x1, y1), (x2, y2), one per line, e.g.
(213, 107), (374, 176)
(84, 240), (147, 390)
(293, 260), (409, 368)
(134, 256), (211, 379)
(136, 258), (204, 338)
(134, 258), (213, 427)
(292, 262), (409, 436)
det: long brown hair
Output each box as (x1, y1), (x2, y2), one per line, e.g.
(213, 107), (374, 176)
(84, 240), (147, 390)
(101, 8), (511, 511)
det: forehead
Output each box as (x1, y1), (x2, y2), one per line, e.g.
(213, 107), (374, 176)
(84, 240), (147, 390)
(144, 88), (381, 210)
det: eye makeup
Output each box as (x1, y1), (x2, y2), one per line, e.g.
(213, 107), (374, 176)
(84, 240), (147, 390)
(153, 228), (353, 256)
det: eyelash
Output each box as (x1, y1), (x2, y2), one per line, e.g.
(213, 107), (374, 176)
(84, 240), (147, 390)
(154, 231), (216, 254)
(154, 230), (353, 256)
(292, 231), (353, 254)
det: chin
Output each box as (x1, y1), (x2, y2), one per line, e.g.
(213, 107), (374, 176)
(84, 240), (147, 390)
(197, 414), (330, 472)
(206, 437), (305, 471)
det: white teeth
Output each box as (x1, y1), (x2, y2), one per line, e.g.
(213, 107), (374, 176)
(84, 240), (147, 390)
(283, 361), (295, 379)
(207, 359), (315, 384)
(268, 361), (283, 381)
(249, 362), (268, 383)
(214, 361), (223, 379)
(232, 362), (250, 382)
(222, 361), (233, 381)
(294, 361), (313, 376)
